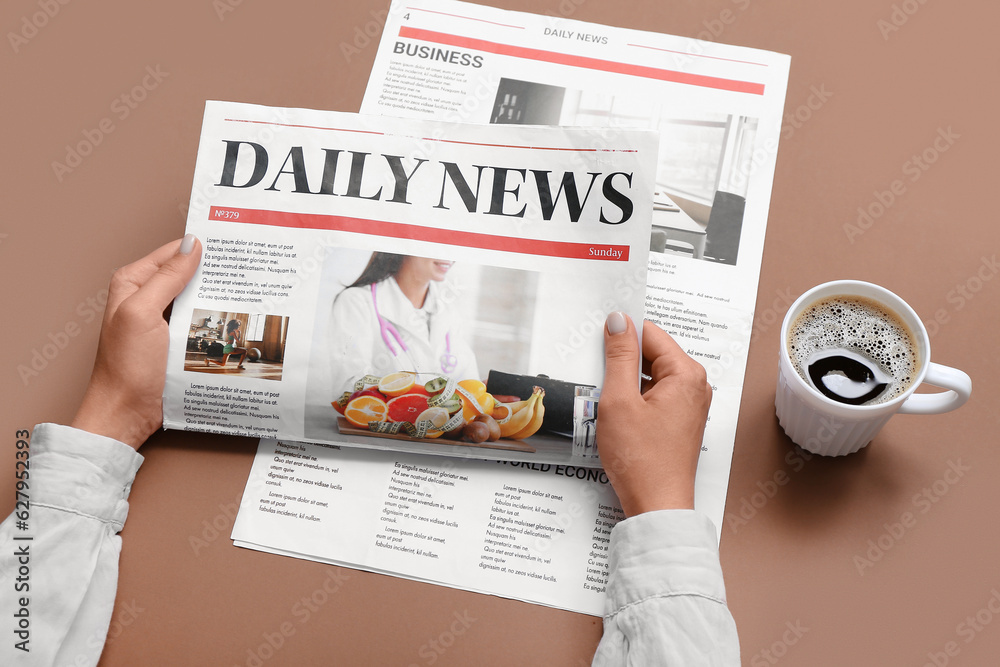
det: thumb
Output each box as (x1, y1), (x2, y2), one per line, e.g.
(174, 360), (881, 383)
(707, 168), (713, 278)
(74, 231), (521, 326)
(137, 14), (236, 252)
(130, 234), (203, 313)
(602, 311), (640, 401)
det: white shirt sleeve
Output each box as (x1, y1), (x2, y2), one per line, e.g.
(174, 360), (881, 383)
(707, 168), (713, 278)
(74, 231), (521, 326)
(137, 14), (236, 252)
(592, 510), (740, 666)
(0, 423), (143, 667)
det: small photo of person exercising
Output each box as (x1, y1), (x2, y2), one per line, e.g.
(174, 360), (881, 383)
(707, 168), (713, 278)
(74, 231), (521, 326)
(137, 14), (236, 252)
(207, 319), (248, 369)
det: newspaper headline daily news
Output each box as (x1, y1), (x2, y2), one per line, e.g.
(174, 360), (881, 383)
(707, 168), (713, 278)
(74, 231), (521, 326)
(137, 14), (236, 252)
(164, 100), (658, 468)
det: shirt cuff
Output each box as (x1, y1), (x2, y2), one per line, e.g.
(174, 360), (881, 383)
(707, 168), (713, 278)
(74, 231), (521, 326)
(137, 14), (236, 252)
(604, 509), (727, 617)
(30, 423), (144, 531)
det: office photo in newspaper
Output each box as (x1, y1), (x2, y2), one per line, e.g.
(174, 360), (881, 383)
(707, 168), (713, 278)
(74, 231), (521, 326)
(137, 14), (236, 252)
(164, 101), (657, 466)
(361, 0), (791, 533)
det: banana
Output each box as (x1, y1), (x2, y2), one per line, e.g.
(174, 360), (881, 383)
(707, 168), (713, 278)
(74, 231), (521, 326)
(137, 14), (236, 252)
(498, 388), (541, 438)
(510, 389), (545, 439)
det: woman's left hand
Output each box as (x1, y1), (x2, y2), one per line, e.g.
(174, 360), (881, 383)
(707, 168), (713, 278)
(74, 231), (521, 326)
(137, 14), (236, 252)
(71, 235), (202, 449)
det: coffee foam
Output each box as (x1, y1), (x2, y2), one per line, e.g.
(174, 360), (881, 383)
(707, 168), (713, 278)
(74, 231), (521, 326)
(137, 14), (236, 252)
(787, 295), (919, 404)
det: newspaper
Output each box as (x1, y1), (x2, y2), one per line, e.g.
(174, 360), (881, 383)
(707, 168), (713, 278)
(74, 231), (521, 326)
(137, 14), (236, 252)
(361, 0), (791, 528)
(228, 3), (792, 615)
(164, 100), (658, 468)
(231, 439), (625, 616)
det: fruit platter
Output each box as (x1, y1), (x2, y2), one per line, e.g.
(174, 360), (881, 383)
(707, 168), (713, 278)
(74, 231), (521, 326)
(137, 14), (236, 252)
(332, 371), (544, 452)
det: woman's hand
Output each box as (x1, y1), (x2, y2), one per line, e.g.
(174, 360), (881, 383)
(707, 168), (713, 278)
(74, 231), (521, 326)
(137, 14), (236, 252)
(597, 313), (713, 516)
(71, 235), (202, 449)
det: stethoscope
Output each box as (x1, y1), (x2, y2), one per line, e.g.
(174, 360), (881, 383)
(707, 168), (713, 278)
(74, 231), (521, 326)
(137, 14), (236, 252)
(371, 283), (458, 374)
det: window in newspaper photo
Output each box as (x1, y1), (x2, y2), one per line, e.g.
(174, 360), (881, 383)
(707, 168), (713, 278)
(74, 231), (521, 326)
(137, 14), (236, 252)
(490, 78), (760, 266)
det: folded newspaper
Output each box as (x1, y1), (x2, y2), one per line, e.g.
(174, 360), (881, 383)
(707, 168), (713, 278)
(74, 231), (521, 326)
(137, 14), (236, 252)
(164, 101), (657, 466)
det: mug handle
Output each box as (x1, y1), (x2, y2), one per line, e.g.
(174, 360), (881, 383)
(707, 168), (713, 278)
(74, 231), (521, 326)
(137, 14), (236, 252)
(898, 363), (972, 415)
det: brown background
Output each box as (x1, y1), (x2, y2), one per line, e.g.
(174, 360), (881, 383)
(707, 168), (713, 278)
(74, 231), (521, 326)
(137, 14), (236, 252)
(2, 0), (999, 665)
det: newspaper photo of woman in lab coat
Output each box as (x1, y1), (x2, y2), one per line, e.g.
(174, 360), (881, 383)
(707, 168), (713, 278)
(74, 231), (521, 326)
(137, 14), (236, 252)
(301, 242), (621, 462)
(327, 251), (480, 396)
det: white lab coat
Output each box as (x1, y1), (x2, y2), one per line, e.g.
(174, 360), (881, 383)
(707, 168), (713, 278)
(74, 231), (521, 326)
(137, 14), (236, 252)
(327, 277), (480, 396)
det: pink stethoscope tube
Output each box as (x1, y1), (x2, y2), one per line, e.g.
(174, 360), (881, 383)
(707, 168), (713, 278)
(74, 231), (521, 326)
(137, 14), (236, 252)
(371, 283), (457, 374)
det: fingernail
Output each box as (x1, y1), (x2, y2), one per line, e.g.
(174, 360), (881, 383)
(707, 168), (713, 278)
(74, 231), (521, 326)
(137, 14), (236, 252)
(179, 234), (197, 255)
(606, 311), (627, 335)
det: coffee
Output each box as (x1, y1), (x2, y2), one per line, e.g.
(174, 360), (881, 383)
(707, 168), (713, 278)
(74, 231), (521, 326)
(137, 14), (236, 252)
(786, 295), (919, 406)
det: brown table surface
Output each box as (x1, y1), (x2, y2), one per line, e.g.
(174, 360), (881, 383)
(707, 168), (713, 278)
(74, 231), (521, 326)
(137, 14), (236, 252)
(3, 0), (999, 664)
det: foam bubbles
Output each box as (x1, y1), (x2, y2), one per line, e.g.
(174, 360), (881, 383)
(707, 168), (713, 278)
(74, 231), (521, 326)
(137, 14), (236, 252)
(787, 296), (919, 405)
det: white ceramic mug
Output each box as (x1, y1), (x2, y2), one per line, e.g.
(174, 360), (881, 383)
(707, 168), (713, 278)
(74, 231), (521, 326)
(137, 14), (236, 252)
(775, 280), (972, 456)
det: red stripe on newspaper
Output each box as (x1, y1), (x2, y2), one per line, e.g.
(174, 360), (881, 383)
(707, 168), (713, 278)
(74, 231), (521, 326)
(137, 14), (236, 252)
(397, 27), (765, 95)
(210, 207), (630, 261)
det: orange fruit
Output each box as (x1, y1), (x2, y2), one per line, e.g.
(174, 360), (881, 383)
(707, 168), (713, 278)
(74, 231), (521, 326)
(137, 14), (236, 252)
(457, 379), (494, 421)
(378, 371), (417, 397)
(492, 403), (513, 421)
(344, 395), (388, 428)
(386, 394), (430, 423)
(458, 394), (480, 422)
(460, 393), (494, 421)
(458, 379), (487, 396)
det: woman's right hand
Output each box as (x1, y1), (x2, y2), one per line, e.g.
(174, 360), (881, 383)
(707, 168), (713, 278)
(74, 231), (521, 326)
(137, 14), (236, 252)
(596, 313), (713, 517)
